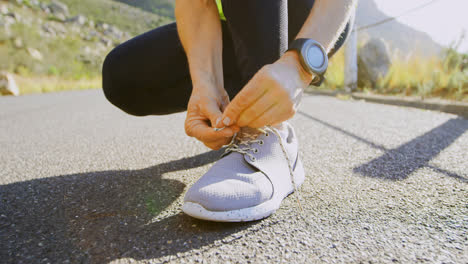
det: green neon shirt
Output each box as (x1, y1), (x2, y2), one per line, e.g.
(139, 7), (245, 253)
(215, 0), (226, 21)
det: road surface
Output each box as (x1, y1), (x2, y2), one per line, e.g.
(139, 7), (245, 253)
(1, 90), (467, 263)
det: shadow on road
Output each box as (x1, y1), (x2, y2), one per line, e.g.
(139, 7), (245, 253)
(298, 111), (467, 182)
(0, 150), (253, 263)
(353, 117), (468, 181)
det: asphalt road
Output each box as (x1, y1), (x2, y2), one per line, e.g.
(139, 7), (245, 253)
(1, 90), (467, 264)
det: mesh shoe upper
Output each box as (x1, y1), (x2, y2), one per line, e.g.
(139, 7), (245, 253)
(184, 152), (273, 211)
(183, 123), (298, 212)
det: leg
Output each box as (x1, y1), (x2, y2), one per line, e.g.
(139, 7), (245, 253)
(102, 23), (192, 116)
(221, 0), (289, 87)
(102, 22), (243, 116)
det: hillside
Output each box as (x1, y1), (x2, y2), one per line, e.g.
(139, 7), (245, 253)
(356, 0), (442, 58)
(59, 0), (172, 35)
(0, 0), (172, 85)
(114, 0), (174, 18)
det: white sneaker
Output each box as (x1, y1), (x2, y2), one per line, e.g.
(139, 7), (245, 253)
(182, 122), (304, 222)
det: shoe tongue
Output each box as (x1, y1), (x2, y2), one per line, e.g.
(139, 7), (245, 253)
(237, 127), (263, 142)
(237, 124), (289, 142)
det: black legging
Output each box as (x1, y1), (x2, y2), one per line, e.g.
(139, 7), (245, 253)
(102, 0), (352, 116)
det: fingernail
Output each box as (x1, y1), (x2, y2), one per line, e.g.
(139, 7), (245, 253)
(215, 117), (222, 127)
(223, 117), (231, 126)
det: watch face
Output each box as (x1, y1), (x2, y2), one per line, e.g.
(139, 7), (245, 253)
(302, 40), (328, 74)
(306, 45), (325, 68)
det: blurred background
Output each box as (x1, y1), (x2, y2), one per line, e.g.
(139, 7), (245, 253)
(0, 0), (467, 101)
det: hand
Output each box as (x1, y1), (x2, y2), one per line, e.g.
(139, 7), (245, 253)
(220, 52), (313, 128)
(185, 85), (240, 150)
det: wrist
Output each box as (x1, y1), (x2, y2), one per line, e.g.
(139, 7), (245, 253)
(278, 51), (314, 85)
(191, 73), (224, 94)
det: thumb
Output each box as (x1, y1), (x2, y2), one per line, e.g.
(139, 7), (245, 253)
(221, 94), (246, 127)
(202, 101), (223, 128)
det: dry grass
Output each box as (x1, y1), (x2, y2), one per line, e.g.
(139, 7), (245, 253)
(322, 48), (468, 102)
(15, 75), (101, 95)
(323, 49), (345, 90)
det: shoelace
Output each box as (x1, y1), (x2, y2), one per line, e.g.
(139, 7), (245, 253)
(221, 126), (303, 212)
(222, 127), (266, 161)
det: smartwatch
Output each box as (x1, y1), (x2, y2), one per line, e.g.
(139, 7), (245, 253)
(287, 38), (328, 86)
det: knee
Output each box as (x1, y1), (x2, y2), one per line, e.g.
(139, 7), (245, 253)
(102, 48), (123, 110)
(102, 47), (148, 116)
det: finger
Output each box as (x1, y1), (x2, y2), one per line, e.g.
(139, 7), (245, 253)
(188, 119), (238, 142)
(202, 101), (224, 128)
(237, 92), (277, 127)
(204, 137), (232, 150)
(220, 93), (230, 112)
(249, 103), (295, 128)
(221, 77), (268, 126)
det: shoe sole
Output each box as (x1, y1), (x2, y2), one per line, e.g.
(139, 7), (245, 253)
(182, 158), (305, 222)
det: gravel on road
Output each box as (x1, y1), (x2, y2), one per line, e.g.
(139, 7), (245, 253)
(1, 90), (467, 263)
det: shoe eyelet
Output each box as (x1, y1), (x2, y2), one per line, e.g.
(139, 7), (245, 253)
(251, 156), (256, 162)
(265, 132), (269, 137)
(259, 140), (264, 145)
(253, 148), (259, 153)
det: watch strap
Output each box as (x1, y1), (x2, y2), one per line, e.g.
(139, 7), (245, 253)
(287, 38), (326, 86)
(287, 38), (309, 53)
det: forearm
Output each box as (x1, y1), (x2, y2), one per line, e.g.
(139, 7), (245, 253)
(175, 0), (223, 92)
(279, 0), (357, 83)
(295, 0), (357, 52)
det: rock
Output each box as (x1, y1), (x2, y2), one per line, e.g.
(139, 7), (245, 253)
(96, 22), (109, 31)
(13, 37), (23, 49)
(104, 30), (120, 40)
(52, 13), (66, 22)
(82, 46), (92, 54)
(39, 2), (51, 14)
(0, 72), (20, 96)
(0, 5), (8, 15)
(109, 25), (120, 33)
(41, 23), (56, 37)
(10, 0), (23, 5)
(42, 22), (66, 36)
(41, 22), (66, 37)
(48, 0), (69, 17)
(27, 47), (43, 61)
(102, 25), (125, 40)
(29, 0), (40, 7)
(67, 15), (86, 26)
(83, 30), (99, 41)
(100, 37), (112, 47)
(3, 15), (16, 27)
(54, 23), (67, 34)
(87, 19), (95, 29)
(358, 38), (392, 87)
(111, 25), (122, 38)
(42, 23), (53, 33)
(5, 12), (19, 21)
